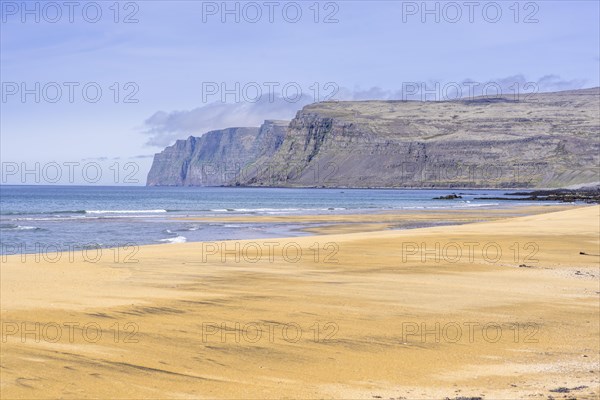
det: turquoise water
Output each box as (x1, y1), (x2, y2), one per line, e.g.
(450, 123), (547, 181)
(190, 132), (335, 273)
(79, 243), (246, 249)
(0, 186), (555, 255)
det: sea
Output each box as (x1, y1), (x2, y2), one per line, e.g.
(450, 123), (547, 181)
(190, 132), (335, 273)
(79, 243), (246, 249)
(0, 186), (563, 255)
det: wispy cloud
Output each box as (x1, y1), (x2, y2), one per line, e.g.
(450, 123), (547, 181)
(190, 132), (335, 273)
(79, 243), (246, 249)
(130, 154), (154, 159)
(336, 74), (587, 101)
(142, 94), (313, 147)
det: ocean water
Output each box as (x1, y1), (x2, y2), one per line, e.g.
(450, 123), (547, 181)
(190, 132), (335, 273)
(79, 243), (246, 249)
(0, 186), (556, 255)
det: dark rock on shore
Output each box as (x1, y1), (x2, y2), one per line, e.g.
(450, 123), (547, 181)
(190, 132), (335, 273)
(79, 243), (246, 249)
(433, 194), (463, 200)
(474, 185), (600, 203)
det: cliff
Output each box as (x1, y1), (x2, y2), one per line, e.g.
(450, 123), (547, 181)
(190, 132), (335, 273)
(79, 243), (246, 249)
(147, 88), (600, 188)
(146, 121), (287, 186)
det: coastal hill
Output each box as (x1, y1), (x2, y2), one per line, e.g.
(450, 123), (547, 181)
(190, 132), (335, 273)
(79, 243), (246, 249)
(147, 87), (599, 188)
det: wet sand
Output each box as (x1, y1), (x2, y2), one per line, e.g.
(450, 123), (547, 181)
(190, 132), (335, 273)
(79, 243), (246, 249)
(180, 204), (575, 235)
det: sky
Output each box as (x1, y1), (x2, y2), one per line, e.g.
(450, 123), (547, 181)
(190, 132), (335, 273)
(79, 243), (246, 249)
(1, 0), (599, 185)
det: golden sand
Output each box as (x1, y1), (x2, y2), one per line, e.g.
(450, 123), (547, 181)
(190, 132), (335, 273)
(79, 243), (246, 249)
(1, 205), (599, 399)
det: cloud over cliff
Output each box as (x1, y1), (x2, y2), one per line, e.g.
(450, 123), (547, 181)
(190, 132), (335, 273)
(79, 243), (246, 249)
(142, 94), (314, 147)
(142, 75), (586, 147)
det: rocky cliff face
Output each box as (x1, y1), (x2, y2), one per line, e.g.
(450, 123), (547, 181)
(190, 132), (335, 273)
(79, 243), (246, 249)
(146, 121), (287, 186)
(147, 88), (600, 188)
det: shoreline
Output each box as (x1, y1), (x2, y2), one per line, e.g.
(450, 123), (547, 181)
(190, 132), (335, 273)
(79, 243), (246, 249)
(177, 204), (577, 236)
(2, 204), (577, 255)
(1, 205), (599, 399)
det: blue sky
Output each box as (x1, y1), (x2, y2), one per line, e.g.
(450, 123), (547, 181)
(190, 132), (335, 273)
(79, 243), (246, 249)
(1, 0), (599, 184)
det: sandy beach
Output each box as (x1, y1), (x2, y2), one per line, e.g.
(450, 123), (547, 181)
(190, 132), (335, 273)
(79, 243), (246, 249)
(1, 205), (599, 399)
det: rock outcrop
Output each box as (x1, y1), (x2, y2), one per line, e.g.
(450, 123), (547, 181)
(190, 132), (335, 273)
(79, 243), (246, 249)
(147, 88), (600, 188)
